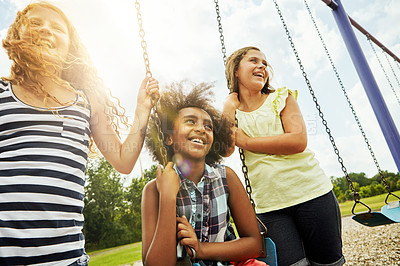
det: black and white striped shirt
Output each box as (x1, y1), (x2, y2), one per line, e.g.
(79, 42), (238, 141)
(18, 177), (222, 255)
(0, 80), (91, 265)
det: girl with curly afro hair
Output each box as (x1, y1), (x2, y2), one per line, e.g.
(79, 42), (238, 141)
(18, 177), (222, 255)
(142, 81), (266, 266)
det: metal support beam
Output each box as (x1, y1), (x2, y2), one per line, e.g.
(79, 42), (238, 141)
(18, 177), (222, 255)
(321, 0), (338, 10)
(322, 1), (400, 64)
(349, 17), (400, 64)
(325, 0), (400, 173)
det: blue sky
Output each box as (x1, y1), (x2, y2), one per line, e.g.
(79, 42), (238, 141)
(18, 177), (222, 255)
(1, 0), (399, 183)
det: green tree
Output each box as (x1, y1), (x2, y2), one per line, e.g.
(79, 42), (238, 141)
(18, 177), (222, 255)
(347, 172), (370, 187)
(331, 171), (400, 202)
(83, 157), (128, 250)
(332, 183), (345, 202)
(123, 164), (158, 241)
(359, 185), (371, 198)
(372, 183), (386, 195)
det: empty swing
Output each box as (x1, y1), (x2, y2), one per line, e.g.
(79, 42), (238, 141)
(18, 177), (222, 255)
(274, 0), (400, 227)
(334, 10), (400, 225)
(345, 11), (400, 225)
(302, 0), (400, 226)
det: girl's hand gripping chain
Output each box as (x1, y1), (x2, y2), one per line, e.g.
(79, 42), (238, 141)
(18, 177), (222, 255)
(137, 76), (160, 111)
(177, 215), (200, 260)
(155, 162), (180, 197)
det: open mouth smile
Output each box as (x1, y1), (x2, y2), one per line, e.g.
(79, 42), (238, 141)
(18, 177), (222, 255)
(253, 72), (264, 78)
(189, 137), (207, 145)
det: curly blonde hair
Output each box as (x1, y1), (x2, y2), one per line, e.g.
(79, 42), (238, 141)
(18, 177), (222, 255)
(145, 81), (233, 165)
(1, 1), (129, 156)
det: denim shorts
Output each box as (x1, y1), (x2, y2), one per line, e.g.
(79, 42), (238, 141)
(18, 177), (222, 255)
(257, 191), (345, 266)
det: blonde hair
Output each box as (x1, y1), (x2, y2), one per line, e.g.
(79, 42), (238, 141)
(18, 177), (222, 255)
(225, 46), (273, 95)
(2, 1), (129, 156)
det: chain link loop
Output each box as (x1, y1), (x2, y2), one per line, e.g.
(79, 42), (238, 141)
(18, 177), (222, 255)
(135, 0), (168, 166)
(135, 0), (152, 78)
(238, 137), (255, 208)
(214, 0), (227, 66)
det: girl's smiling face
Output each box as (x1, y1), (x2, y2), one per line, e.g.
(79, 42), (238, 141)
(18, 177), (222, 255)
(21, 6), (70, 61)
(168, 107), (214, 162)
(235, 49), (269, 93)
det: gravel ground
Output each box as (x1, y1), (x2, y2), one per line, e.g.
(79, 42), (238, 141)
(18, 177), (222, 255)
(342, 216), (400, 265)
(128, 216), (400, 266)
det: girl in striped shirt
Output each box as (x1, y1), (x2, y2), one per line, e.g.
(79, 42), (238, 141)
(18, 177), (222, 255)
(0, 1), (158, 265)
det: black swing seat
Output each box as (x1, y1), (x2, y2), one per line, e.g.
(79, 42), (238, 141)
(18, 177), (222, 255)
(350, 191), (400, 226)
(352, 211), (396, 227)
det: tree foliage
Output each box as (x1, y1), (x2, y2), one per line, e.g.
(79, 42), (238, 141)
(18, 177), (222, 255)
(83, 158), (157, 251)
(330, 171), (400, 202)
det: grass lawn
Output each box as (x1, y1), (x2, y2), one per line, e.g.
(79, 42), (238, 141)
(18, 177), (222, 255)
(88, 242), (142, 266)
(87, 190), (400, 265)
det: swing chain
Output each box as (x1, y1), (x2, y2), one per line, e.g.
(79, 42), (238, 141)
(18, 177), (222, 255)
(213, 0), (255, 210)
(367, 36), (400, 106)
(226, 117), (253, 210)
(396, 60), (400, 74)
(303, 0), (393, 198)
(135, 0), (152, 78)
(153, 109), (168, 166)
(272, 0), (361, 200)
(239, 144), (255, 208)
(214, 0), (227, 66)
(135, 0), (168, 166)
(382, 50), (400, 92)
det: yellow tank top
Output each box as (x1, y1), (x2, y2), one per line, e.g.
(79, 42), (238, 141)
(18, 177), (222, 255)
(236, 87), (333, 213)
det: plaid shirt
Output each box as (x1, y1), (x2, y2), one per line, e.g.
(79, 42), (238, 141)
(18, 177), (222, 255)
(176, 163), (237, 245)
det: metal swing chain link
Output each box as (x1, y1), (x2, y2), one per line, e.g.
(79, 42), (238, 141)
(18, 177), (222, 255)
(303, 0), (390, 196)
(214, 0), (227, 66)
(271, 0), (360, 200)
(367, 36), (400, 106)
(135, 0), (168, 166)
(135, 0), (152, 78)
(238, 141), (255, 207)
(214, 0), (255, 208)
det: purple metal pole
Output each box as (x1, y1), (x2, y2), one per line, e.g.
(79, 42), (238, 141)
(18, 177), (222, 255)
(325, 0), (400, 173)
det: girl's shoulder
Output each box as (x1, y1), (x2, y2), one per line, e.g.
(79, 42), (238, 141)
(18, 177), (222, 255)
(268, 87), (297, 114)
(143, 179), (157, 197)
(205, 164), (230, 187)
(206, 163), (226, 176)
(213, 164), (238, 185)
